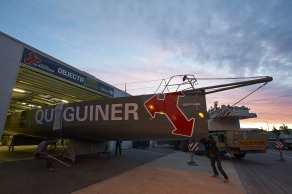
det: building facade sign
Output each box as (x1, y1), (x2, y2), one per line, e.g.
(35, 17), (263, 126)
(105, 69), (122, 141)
(21, 48), (114, 97)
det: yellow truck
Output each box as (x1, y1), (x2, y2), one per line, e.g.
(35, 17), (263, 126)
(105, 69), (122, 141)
(195, 102), (269, 159)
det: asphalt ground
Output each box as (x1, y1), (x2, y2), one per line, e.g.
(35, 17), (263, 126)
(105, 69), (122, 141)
(2, 143), (292, 194)
(232, 149), (292, 194)
(0, 145), (245, 194)
(0, 145), (173, 194)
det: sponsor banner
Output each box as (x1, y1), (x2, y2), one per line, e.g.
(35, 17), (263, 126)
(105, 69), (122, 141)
(21, 48), (114, 97)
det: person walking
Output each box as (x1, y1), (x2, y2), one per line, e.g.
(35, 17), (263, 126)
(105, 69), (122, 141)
(115, 140), (122, 155)
(34, 138), (59, 170)
(200, 135), (229, 183)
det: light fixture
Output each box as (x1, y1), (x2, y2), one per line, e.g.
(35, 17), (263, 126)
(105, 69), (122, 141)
(198, 112), (204, 118)
(61, 99), (68, 103)
(13, 88), (26, 93)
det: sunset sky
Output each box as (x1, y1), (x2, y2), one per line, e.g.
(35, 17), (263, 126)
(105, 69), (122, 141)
(1, 0), (291, 130)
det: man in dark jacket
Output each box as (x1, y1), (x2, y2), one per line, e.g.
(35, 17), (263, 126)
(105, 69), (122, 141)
(34, 138), (59, 170)
(200, 135), (229, 183)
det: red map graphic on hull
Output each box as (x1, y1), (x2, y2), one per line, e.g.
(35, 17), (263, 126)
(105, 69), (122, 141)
(144, 92), (195, 137)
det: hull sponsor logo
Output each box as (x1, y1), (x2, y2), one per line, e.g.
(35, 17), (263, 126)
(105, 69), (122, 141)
(35, 103), (139, 124)
(144, 92), (195, 137)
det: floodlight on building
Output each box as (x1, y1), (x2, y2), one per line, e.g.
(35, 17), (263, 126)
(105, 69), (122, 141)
(13, 88), (26, 93)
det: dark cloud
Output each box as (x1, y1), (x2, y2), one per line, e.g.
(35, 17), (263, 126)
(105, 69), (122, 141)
(120, 0), (292, 80)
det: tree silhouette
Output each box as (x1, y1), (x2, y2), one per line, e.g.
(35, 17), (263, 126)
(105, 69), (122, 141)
(272, 126), (281, 140)
(280, 124), (291, 137)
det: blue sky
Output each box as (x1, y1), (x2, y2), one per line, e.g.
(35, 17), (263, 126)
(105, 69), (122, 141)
(1, 0), (292, 129)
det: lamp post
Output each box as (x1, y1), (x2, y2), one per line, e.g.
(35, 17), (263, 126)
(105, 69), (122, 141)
(266, 121), (270, 131)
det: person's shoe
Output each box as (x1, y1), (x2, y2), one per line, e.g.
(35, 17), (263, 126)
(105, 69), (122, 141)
(48, 167), (54, 171)
(211, 174), (218, 178)
(224, 179), (229, 183)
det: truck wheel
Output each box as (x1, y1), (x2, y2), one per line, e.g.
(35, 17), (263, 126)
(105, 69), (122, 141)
(233, 153), (246, 159)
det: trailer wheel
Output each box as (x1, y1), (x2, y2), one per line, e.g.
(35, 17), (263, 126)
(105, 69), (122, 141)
(233, 153), (246, 159)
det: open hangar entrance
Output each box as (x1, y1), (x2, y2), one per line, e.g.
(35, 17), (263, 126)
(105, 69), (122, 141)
(0, 32), (131, 152)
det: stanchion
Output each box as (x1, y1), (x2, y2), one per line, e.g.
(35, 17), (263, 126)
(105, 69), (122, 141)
(187, 142), (199, 166)
(276, 141), (285, 162)
(187, 151), (198, 166)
